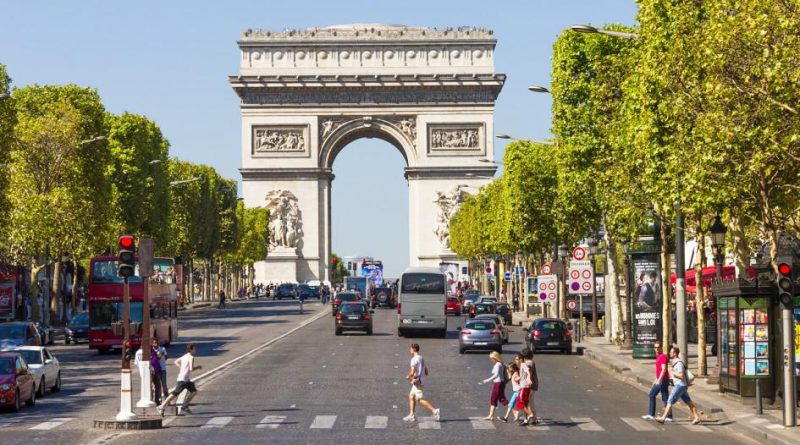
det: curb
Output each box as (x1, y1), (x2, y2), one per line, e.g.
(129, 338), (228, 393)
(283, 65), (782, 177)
(581, 345), (796, 445)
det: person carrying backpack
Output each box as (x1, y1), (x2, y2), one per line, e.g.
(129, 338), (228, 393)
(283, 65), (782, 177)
(479, 351), (508, 420)
(656, 346), (701, 424)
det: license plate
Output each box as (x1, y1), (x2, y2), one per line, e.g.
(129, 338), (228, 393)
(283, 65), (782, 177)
(547, 342), (559, 346)
(347, 316), (359, 320)
(475, 342), (487, 345)
(416, 320), (432, 324)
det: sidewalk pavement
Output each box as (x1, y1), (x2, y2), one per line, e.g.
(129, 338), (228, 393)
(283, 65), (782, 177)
(512, 310), (799, 445)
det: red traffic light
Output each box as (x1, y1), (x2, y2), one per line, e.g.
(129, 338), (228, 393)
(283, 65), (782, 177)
(332, 257), (337, 264)
(778, 263), (792, 276)
(119, 235), (135, 249)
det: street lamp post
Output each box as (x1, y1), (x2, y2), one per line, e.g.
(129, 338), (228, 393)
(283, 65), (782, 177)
(570, 24), (639, 40)
(495, 134), (555, 146)
(558, 244), (570, 319)
(710, 215), (727, 279)
(588, 237), (601, 336)
(621, 243), (634, 349)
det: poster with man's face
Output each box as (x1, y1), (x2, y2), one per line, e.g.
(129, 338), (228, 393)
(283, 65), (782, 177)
(632, 254), (662, 351)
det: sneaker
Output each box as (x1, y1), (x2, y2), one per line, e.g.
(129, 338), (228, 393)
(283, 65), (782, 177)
(181, 406), (193, 414)
(433, 408), (441, 421)
(497, 415), (508, 423)
(156, 405), (164, 417)
(641, 415), (655, 421)
(518, 418), (529, 426)
(176, 406), (183, 416)
(665, 418), (674, 423)
(402, 414), (416, 422)
(528, 417), (539, 425)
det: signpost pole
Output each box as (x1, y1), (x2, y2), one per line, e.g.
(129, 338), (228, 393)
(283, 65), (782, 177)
(116, 277), (135, 421)
(136, 238), (155, 410)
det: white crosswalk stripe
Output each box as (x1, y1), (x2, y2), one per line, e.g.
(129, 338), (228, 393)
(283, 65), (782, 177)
(29, 418), (73, 431)
(469, 417), (495, 430)
(683, 423), (713, 433)
(364, 416), (387, 429)
(310, 415), (337, 429)
(620, 417), (660, 431)
(202, 417), (234, 428)
(572, 417), (604, 431)
(257, 415), (286, 429)
(418, 416), (441, 429)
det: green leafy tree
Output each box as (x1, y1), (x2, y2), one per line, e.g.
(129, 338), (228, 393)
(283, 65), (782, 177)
(0, 64), (14, 241)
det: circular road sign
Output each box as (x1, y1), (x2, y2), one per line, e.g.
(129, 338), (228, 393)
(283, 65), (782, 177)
(582, 282), (592, 291)
(572, 246), (587, 261)
(571, 282), (580, 291)
(541, 264), (552, 274)
(548, 292), (557, 301)
(539, 293), (548, 301)
(548, 282), (556, 291)
(570, 270), (580, 279)
(567, 300), (578, 311)
(582, 269), (592, 279)
(539, 283), (547, 291)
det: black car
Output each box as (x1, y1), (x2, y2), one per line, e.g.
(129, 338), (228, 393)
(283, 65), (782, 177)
(371, 287), (395, 308)
(462, 290), (481, 314)
(523, 318), (572, 354)
(0, 322), (41, 350)
(274, 283), (298, 300)
(34, 323), (55, 346)
(332, 291), (361, 316)
(65, 314), (89, 344)
(298, 284), (320, 300)
(334, 302), (373, 335)
(495, 304), (512, 326)
(469, 302), (495, 318)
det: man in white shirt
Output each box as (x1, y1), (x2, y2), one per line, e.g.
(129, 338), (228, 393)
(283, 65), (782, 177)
(403, 343), (440, 422)
(157, 343), (202, 416)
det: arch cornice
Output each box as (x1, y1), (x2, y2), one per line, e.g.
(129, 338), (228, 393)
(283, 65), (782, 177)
(319, 116), (418, 169)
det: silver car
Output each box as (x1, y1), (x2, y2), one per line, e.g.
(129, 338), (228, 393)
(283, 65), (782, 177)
(474, 314), (509, 344)
(15, 346), (61, 397)
(458, 319), (502, 354)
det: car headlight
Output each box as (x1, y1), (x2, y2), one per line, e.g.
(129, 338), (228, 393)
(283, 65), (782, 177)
(65, 329), (73, 334)
(0, 384), (12, 391)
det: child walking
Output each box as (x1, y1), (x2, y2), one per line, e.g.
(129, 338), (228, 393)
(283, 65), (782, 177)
(498, 362), (520, 422)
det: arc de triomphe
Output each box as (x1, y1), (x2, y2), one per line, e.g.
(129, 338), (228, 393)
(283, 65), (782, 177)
(230, 24), (504, 283)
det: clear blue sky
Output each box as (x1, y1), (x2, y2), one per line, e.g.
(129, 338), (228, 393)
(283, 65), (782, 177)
(2, 1), (637, 277)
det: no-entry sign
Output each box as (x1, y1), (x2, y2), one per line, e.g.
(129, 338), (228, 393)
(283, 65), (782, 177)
(567, 261), (594, 295)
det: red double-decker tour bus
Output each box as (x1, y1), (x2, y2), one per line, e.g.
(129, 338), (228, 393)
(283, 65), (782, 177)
(87, 256), (180, 352)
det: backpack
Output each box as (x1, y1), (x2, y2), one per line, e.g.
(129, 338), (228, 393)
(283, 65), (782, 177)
(499, 363), (508, 383)
(529, 362), (539, 391)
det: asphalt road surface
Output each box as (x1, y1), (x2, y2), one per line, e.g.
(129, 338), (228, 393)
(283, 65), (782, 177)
(1, 301), (759, 445)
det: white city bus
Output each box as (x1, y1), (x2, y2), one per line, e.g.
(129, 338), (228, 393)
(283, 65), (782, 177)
(397, 267), (447, 338)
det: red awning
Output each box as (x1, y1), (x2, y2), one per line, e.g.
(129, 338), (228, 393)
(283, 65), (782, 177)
(670, 265), (756, 294)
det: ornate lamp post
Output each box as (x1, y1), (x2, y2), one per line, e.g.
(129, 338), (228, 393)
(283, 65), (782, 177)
(709, 215), (727, 280)
(588, 237), (601, 336)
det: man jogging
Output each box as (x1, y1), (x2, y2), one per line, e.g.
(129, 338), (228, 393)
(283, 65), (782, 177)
(157, 343), (202, 416)
(403, 343), (441, 422)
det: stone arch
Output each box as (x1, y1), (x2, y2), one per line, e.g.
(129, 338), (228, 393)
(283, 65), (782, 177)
(319, 116), (418, 170)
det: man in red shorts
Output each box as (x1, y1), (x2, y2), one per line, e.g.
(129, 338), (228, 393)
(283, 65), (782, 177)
(515, 349), (537, 425)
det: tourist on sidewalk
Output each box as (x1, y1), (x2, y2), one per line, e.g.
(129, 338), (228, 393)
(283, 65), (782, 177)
(479, 351), (508, 420)
(642, 341), (672, 421)
(656, 346), (701, 424)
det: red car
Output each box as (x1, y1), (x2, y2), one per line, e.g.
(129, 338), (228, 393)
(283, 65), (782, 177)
(446, 296), (462, 316)
(0, 352), (36, 412)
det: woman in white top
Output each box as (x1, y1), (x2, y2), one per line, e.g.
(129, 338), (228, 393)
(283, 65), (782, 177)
(479, 351), (508, 420)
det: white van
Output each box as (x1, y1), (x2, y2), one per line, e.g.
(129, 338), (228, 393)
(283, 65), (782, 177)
(397, 267), (447, 338)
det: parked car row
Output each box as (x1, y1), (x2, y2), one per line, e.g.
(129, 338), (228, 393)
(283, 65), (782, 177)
(0, 345), (62, 412)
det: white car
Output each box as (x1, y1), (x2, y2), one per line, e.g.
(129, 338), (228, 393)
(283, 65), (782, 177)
(15, 346), (61, 397)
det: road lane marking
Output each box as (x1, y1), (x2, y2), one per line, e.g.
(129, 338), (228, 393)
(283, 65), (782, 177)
(162, 417), (177, 426)
(365, 416), (388, 429)
(202, 417), (234, 428)
(469, 417), (495, 430)
(30, 417), (73, 430)
(528, 424), (551, 431)
(572, 417), (604, 431)
(418, 417), (440, 429)
(257, 415), (286, 429)
(683, 423), (713, 432)
(620, 417), (659, 431)
(310, 415), (337, 429)
(0, 419), (25, 428)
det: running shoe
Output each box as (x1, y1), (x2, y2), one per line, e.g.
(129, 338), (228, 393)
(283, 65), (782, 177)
(641, 415), (655, 421)
(402, 414), (416, 422)
(156, 406), (164, 417)
(433, 408), (441, 421)
(497, 415), (508, 423)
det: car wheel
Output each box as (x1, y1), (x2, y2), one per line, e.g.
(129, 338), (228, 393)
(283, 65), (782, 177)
(458, 347), (465, 354)
(335, 329), (342, 336)
(564, 347), (572, 355)
(26, 387), (35, 406)
(52, 372), (61, 392)
(13, 390), (20, 412)
(37, 377), (45, 397)
(65, 337), (71, 345)
(440, 329), (448, 339)
(397, 329), (404, 338)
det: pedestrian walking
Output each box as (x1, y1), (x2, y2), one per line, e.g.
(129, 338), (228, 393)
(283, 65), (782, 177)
(152, 338), (169, 405)
(515, 349), (539, 426)
(217, 290), (226, 309)
(642, 342), (672, 422)
(403, 343), (441, 422)
(499, 362), (520, 422)
(479, 351), (508, 420)
(157, 343), (202, 416)
(656, 346), (701, 424)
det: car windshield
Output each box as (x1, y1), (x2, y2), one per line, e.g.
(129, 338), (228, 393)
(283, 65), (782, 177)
(339, 293), (359, 301)
(496, 306), (509, 314)
(340, 304), (366, 314)
(0, 358), (14, 374)
(447, 297), (459, 303)
(299, 285), (310, 290)
(535, 320), (565, 330)
(475, 305), (492, 313)
(466, 321), (495, 330)
(401, 273), (445, 294)
(70, 315), (89, 325)
(17, 350), (41, 365)
(0, 324), (24, 339)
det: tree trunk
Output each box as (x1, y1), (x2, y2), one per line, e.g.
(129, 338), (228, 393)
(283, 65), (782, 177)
(71, 259), (79, 313)
(660, 222), (673, 348)
(695, 229), (708, 376)
(29, 262), (46, 322)
(217, 260), (224, 301)
(605, 233), (622, 343)
(187, 258), (194, 305)
(51, 261), (62, 324)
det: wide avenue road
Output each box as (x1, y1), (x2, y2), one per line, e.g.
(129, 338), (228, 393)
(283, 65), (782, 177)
(90, 307), (754, 445)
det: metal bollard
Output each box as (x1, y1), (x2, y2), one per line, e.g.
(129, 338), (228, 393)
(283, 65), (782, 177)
(755, 379), (762, 415)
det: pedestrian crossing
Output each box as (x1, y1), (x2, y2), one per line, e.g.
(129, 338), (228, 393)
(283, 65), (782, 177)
(0, 413), (719, 433)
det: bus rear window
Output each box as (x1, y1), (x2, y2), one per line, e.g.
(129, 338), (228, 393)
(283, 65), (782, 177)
(401, 273), (445, 294)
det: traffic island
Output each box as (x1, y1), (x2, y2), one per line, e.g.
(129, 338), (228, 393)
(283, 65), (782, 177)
(93, 418), (162, 430)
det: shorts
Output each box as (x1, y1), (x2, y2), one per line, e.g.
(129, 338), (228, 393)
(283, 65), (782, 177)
(516, 387), (530, 410)
(409, 384), (424, 401)
(490, 381), (508, 407)
(508, 390), (519, 409)
(171, 380), (197, 397)
(667, 384), (691, 405)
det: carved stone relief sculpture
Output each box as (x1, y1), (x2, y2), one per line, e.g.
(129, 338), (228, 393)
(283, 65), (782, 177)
(318, 115), (417, 146)
(265, 190), (303, 250)
(252, 125), (308, 155)
(433, 185), (470, 249)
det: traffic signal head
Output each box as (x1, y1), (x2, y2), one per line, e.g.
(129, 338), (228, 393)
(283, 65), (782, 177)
(776, 258), (794, 309)
(347, 261), (352, 269)
(331, 257), (337, 265)
(118, 234), (136, 278)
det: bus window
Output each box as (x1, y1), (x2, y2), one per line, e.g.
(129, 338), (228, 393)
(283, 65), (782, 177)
(92, 260), (142, 284)
(401, 273), (445, 294)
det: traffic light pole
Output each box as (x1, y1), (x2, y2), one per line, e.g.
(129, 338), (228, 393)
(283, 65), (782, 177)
(116, 277), (135, 421)
(137, 237), (155, 409)
(782, 305), (796, 427)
